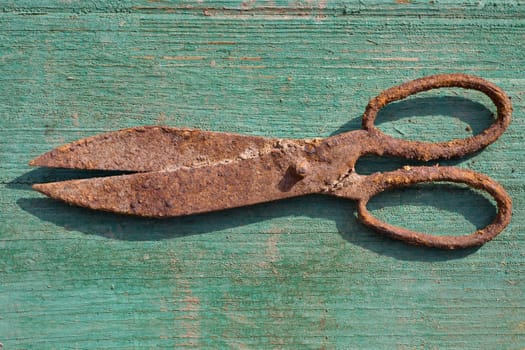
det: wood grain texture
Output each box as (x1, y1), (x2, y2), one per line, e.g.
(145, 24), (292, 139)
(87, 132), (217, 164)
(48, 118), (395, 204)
(1, 1), (524, 348)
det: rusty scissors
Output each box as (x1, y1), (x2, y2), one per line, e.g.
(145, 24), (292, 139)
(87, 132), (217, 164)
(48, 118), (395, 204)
(30, 74), (512, 249)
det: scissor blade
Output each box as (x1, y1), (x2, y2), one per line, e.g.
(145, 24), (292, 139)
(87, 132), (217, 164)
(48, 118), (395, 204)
(29, 126), (275, 172)
(32, 153), (317, 217)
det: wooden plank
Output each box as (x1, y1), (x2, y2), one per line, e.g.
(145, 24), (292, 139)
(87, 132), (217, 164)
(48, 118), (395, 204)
(1, 1), (524, 348)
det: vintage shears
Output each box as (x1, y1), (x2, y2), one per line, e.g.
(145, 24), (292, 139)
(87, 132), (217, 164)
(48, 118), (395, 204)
(29, 74), (512, 249)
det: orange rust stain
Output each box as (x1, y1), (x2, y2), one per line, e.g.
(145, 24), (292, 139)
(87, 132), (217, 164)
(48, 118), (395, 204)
(180, 330), (200, 338)
(395, 0), (411, 3)
(239, 56), (262, 61)
(207, 41), (236, 45)
(156, 112), (167, 124)
(131, 55), (155, 60)
(265, 234), (280, 263)
(227, 56), (262, 61)
(181, 295), (200, 312)
(266, 226), (284, 234)
(132, 6), (176, 12)
(372, 57), (419, 62)
(238, 65), (266, 69)
(71, 113), (79, 127)
(162, 55), (205, 61)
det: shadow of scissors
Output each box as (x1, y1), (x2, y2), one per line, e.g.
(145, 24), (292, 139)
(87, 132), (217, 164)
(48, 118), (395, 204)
(29, 74), (512, 249)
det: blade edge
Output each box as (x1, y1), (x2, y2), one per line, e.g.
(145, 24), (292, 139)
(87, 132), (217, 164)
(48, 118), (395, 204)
(32, 155), (316, 217)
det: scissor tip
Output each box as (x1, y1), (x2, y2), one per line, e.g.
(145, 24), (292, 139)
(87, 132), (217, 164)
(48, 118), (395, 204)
(32, 182), (63, 201)
(32, 183), (46, 193)
(32, 183), (59, 199)
(28, 153), (66, 168)
(28, 155), (47, 167)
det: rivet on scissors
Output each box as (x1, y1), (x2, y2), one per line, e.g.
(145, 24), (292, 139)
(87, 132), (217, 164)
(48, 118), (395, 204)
(292, 159), (310, 178)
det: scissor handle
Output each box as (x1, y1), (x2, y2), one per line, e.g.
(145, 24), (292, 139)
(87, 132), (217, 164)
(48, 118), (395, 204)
(362, 73), (512, 160)
(356, 166), (512, 249)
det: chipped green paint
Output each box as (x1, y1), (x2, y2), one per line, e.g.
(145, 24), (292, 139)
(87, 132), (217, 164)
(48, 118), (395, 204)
(1, 1), (524, 348)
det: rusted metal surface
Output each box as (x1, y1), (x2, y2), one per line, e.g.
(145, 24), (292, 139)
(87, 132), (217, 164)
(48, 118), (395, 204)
(29, 126), (277, 172)
(30, 73), (513, 249)
(352, 166), (512, 249)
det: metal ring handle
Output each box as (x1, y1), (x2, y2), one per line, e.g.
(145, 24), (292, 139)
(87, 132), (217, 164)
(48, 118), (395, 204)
(357, 166), (512, 249)
(362, 73), (512, 161)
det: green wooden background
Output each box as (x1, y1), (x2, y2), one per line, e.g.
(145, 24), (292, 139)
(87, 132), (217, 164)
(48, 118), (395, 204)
(1, 1), (524, 348)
